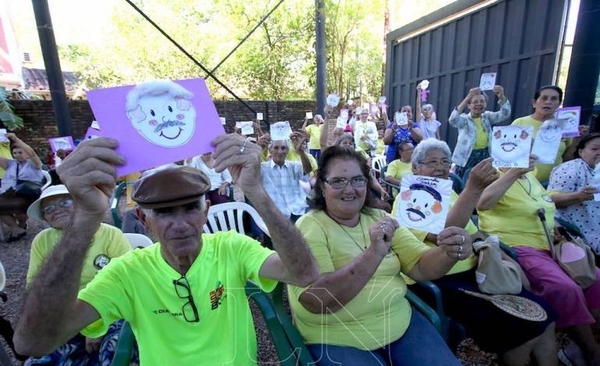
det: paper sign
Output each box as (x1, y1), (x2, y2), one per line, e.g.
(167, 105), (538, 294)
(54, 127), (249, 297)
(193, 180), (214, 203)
(395, 112), (408, 126)
(336, 117), (347, 128)
(479, 72), (497, 91)
(396, 174), (452, 234)
(90, 120), (100, 130)
(340, 109), (349, 120)
(556, 106), (581, 138)
(219, 117), (226, 125)
(86, 78), (225, 176)
(270, 121), (292, 141)
(491, 126), (533, 168)
(256, 113), (264, 121)
(240, 121), (254, 135)
(0, 129), (7, 143)
(327, 93), (340, 107)
(420, 80), (430, 90)
(48, 136), (75, 153)
(531, 119), (567, 164)
(347, 99), (354, 106)
(306, 112), (313, 119)
(378, 96), (386, 104)
(85, 127), (102, 140)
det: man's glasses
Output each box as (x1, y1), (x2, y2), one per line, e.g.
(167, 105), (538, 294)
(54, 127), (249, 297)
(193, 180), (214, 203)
(173, 276), (200, 323)
(420, 159), (451, 169)
(41, 199), (74, 215)
(324, 176), (367, 189)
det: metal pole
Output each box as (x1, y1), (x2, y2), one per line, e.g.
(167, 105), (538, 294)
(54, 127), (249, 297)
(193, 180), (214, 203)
(315, 0), (326, 115)
(563, 0), (600, 128)
(32, 0), (72, 136)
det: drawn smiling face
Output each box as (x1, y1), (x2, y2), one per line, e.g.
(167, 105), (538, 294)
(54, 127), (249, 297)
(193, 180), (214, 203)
(491, 126), (530, 163)
(127, 92), (196, 148)
(400, 188), (442, 228)
(538, 120), (562, 143)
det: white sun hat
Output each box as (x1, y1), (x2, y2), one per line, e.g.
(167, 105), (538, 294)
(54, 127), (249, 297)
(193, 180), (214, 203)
(27, 184), (71, 223)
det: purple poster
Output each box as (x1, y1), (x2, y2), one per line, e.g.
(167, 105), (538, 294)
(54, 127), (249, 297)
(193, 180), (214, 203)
(48, 136), (75, 153)
(87, 78), (225, 176)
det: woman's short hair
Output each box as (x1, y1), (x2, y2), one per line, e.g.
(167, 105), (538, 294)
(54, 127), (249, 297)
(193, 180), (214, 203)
(310, 146), (376, 211)
(534, 85), (563, 103)
(467, 91), (488, 104)
(333, 132), (354, 146)
(411, 138), (451, 167)
(575, 132), (600, 159)
(422, 104), (435, 112)
(395, 141), (413, 158)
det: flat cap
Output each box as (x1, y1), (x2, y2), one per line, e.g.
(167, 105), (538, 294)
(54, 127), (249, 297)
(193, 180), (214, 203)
(132, 165), (211, 209)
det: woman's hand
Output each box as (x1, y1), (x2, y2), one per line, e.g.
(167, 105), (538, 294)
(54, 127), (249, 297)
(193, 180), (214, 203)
(465, 158), (499, 191)
(493, 85), (505, 99)
(579, 124), (590, 136)
(437, 227), (472, 261)
(368, 217), (399, 258)
(577, 185), (598, 202)
(85, 336), (103, 354)
(218, 182), (229, 196)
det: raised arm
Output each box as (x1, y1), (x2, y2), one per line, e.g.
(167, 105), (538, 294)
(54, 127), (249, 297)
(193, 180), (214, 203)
(477, 155), (536, 211)
(212, 134), (318, 287)
(290, 132), (313, 175)
(14, 138), (124, 356)
(7, 133), (42, 169)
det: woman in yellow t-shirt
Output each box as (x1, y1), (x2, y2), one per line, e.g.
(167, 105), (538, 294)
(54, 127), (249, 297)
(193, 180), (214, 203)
(289, 145), (467, 365)
(511, 85), (590, 183)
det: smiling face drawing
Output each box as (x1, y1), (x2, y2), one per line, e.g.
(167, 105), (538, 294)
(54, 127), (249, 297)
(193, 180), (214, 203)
(126, 80), (196, 148)
(491, 126), (530, 163)
(399, 184), (443, 228)
(538, 120), (563, 143)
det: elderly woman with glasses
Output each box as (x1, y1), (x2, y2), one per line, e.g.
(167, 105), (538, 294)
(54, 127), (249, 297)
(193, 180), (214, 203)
(392, 139), (558, 366)
(416, 84), (441, 140)
(288, 145), (470, 366)
(23, 184), (135, 366)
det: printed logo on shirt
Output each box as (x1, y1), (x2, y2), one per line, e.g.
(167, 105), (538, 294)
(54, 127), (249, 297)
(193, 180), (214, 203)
(542, 195), (553, 203)
(93, 254), (110, 269)
(210, 281), (226, 310)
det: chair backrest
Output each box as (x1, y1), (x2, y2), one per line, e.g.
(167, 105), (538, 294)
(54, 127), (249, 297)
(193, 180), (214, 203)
(110, 181), (127, 229)
(372, 154), (387, 172)
(449, 172), (465, 195)
(0, 260), (5, 292)
(123, 233), (153, 249)
(41, 170), (52, 191)
(203, 201), (270, 237)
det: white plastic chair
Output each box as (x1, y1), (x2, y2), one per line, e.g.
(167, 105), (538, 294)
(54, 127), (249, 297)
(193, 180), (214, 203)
(203, 201), (270, 237)
(41, 170), (52, 190)
(123, 233), (153, 249)
(0, 260), (5, 292)
(371, 154), (387, 172)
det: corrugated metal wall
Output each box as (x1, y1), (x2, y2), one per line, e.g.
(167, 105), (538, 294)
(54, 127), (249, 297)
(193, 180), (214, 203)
(385, 0), (569, 148)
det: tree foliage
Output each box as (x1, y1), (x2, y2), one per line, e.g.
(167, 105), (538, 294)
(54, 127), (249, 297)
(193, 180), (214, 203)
(59, 0), (387, 102)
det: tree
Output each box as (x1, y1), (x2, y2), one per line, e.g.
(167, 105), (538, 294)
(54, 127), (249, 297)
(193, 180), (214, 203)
(0, 87), (24, 130)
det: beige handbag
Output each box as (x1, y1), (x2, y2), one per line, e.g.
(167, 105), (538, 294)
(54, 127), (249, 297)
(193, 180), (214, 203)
(474, 235), (523, 295)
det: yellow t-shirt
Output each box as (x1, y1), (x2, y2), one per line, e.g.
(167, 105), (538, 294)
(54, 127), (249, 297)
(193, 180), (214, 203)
(305, 124), (323, 150)
(79, 231), (276, 365)
(473, 117), (488, 149)
(512, 115), (572, 182)
(376, 138), (385, 155)
(385, 160), (413, 197)
(286, 146), (318, 174)
(400, 191), (479, 275)
(478, 171), (556, 251)
(289, 209), (430, 351)
(0, 142), (12, 178)
(27, 223), (131, 290)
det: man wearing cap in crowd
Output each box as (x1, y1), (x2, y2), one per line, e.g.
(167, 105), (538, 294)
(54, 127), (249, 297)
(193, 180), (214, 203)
(14, 135), (319, 365)
(23, 184), (136, 365)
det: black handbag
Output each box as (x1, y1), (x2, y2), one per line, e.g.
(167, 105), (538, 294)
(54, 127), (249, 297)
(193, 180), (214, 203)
(14, 180), (42, 198)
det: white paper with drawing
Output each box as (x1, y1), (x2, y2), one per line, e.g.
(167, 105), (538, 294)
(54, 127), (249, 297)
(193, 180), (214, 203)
(239, 121), (254, 135)
(531, 119), (567, 164)
(396, 174), (452, 234)
(556, 106), (581, 138)
(491, 126), (533, 168)
(270, 121), (292, 141)
(395, 112), (408, 126)
(479, 73), (497, 91)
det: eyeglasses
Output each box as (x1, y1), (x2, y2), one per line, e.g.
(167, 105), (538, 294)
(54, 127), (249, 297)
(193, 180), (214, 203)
(538, 95), (560, 102)
(324, 176), (367, 189)
(41, 199), (74, 215)
(419, 159), (451, 169)
(173, 276), (200, 323)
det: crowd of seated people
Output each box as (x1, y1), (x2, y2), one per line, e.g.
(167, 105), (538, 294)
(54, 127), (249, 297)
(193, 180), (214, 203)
(4, 82), (600, 366)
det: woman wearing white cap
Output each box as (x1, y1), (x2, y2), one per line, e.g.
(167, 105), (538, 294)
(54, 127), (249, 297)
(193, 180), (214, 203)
(24, 184), (136, 366)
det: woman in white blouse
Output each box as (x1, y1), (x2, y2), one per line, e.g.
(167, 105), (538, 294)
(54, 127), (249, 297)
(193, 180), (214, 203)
(186, 152), (233, 205)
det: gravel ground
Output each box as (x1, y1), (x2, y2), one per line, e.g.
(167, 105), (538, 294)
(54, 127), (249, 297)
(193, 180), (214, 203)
(0, 192), (573, 365)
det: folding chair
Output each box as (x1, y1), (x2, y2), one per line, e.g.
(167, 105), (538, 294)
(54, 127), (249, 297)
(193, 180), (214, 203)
(123, 233), (153, 249)
(109, 181), (127, 229)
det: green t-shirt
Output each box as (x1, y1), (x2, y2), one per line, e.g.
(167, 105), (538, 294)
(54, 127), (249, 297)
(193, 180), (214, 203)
(512, 115), (573, 182)
(478, 171), (556, 251)
(79, 231), (276, 365)
(289, 209), (429, 351)
(473, 117), (488, 149)
(27, 223), (131, 290)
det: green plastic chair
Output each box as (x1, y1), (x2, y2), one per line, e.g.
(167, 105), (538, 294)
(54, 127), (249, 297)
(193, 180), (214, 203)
(109, 181), (127, 229)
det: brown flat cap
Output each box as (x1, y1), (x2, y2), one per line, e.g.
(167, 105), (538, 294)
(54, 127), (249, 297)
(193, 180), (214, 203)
(132, 165), (211, 209)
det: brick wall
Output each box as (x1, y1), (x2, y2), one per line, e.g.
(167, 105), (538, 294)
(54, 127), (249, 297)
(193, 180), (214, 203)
(11, 99), (318, 158)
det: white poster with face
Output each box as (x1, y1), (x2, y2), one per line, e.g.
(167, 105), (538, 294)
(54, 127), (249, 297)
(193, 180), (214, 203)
(240, 121), (254, 135)
(531, 118), (568, 164)
(479, 72), (497, 91)
(395, 112), (408, 126)
(256, 112), (264, 121)
(556, 106), (581, 138)
(306, 112), (313, 119)
(326, 93), (340, 107)
(270, 121), (292, 141)
(0, 129), (7, 143)
(396, 174), (452, 234)
(491, 126), (533, 168)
